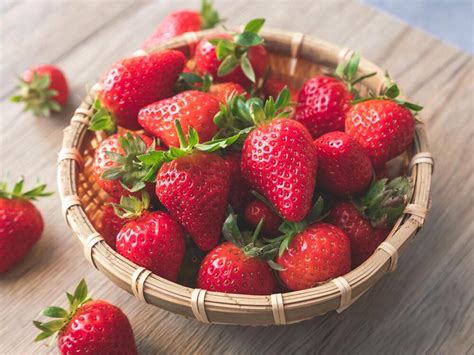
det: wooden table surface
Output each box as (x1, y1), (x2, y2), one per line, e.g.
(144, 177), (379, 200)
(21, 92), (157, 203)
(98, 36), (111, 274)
(1, 0), (472, 354)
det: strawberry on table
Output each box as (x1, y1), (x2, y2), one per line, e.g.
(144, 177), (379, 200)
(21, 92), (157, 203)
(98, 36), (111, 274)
(314, 131), (373, 196)
(244, 199), (282, 237)
(0, 178), (52, 272)
(138, 90), (220, 148)
(93, 131), (157, 199)
(11, 64), (68, 117)
(142, 0), (222, 49)
(326, 177), (412, 267)
(114, 192), (186, 281)
(194, 18), (269, 89)
(34, 279), (137, 355)
(89, 50), (185, 132)
(276, 222), (351, 291)
(345, 78), (423, 167)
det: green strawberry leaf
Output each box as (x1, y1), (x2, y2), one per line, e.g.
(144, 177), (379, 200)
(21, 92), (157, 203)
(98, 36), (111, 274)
(234, 31), (263, 47)
(42, 307), (68, 319)
(240, 54), (256, 83)
(244, 18), (265, 34)
(218, 55), (239, 77)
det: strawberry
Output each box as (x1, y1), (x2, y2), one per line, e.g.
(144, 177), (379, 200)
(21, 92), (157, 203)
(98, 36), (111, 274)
(114, 193), (186, 281)
(90, 50), (185, 132)
(345, 78), (423, 167)
(11, 64), (68, 116)
(314, 131), (373, 196)
(194, 19), (269, 89)
(276, 222), (351, 291)
(34, 280), (136, 355)
(208, 82), (246, 104)
(0, 178), (52, 272)
(93, 132), (156, 199)
(295, 53), (376, 138)
(326, 177), (412, 267)
(241, 116), (317, 222)
(142, 0), (221, 49)
(95, 198), (124, 249)
(138, 90), (220, 147)
(262, 78), (298, 102)
(224, 150), (253, 213)
(244, 199), (281, 236)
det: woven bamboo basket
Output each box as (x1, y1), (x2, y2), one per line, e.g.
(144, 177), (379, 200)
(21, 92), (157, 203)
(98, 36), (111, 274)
(57, 28), (434, 326)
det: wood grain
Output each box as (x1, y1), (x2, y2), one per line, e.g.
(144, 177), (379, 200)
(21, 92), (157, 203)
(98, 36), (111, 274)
(0, 0), (472, 353)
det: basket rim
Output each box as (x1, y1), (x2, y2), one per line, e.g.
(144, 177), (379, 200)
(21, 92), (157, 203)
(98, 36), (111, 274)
(57, 28), (433, 326)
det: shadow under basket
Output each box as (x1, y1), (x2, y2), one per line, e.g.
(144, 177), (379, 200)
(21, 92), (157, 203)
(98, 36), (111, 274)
(57, 28), (434, 326)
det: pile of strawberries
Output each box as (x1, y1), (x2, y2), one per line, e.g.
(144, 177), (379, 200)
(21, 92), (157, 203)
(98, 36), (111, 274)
(2, 2), (423, 353)
(88, 17), (421, 296)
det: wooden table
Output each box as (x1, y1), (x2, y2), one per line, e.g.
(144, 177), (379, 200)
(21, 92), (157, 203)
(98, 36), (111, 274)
(1, 1), (472, 353)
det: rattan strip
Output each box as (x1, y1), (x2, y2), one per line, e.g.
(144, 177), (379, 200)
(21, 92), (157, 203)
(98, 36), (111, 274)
(131, 267), (152, 303)
(338, 47), (354, 63)
(409, 152), (434, 173)
(61, 194), (81, 222)
(270, 293), (286, 325)
(332, 277), (352, 312)
(377, 241), (398, 272)
(288, 32), (304, 76)
(83, 232), (103, 269)
(191, 289), (209, 323)
(57, 148), (83, 168)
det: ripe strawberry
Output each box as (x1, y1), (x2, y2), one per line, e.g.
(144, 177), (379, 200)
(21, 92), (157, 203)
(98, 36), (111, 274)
(277, 222), (351, 291)
(197, 242), (276, 294)
(262, 78), (298, 102)
(244, 199), (281, 236)
(11, 64), (68, 116)
(0, 178), (52, 272)
(114, 194), (185, 281)
(95, 198), (124, 249)
(138, 90), (220, 147)
(345, 78), (423, 167)
(224, 150), (252, 213)
(326, 177), (412, 267)
(208, 82), (246, 103)
(34, 279), (137, 354)
(93, 132), (156, 199)
(241, 118), (317, 222)
(90, 50), (185, 131)
(142, 0), (221, 49)
(346, 99), (416, 167)
(194, 19), (269, 89)
(314, 131), (373, 196)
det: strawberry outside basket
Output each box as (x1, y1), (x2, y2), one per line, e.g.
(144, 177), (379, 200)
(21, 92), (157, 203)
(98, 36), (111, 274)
(57, 28), (434, 326)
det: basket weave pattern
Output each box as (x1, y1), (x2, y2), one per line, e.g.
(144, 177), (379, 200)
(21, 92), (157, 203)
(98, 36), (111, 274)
(57, 29), (433, 325)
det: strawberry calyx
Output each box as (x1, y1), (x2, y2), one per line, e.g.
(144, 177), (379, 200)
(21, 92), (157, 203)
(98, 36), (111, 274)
(89, 99), (117, 133)
(200, 0), (222, 30)
(352, 74), (423, 115)
(102, 132), (156, 193)
(333, 52), (377, 99)
(222, 208), (283, 270)
(10, 72), (62, 117)
(0, 177), (53, 201)
(354, 176), (413, 229)
(209, 18), (266, 82)
(111, 190), (150, 219)
(176, 72), (213, 93)
(33, 279), (91, 343)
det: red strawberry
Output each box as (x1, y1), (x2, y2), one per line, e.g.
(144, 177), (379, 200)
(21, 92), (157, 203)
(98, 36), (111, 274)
(34, 280), (136, 354)
(208, 82), (246, 103)
(241, 118), (318, 222)
(142, 0), (221, 49)
(326, 177), (412, 267)
(197, 241), (276, 295)
(11, 64), (68, 116)
(115, 194), (185, 281)
(345, 99), (416, 167)
(277, 222), (351, 291)
(295, 76), (352, 138)
(138, 90), (220, 147)
(157, 151), (230, 251)
(262, 78), (298, 102)
(194, 19), (269, 89)
(93, 132), (156, 199)
(314, 131), (373, 196)
(0, 178), (52, 272)
(244, 199), (281, 236)
(95, 198), (124, 249)
(224, 150), (253, 213)
(90, 50), (185, 131)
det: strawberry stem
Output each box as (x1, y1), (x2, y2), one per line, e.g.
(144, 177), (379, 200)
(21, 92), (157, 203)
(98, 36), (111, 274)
(0, 177), (53, 201)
